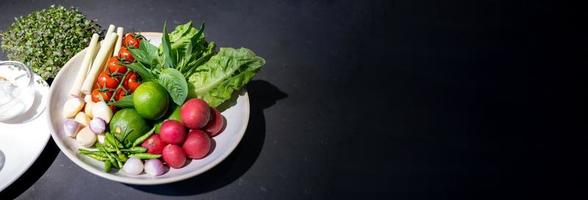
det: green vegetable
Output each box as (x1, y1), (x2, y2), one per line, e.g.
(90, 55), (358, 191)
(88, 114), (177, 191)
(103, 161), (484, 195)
(0, 5), (101, 80)
(160, 22), (176, 68)
(159, 68), (188, 105)
(128, 39), (159, 68)
(96, 146), (147, 153)
(129, 153), (161, 159)
(109, 108), (150, 144)
(187, 48), (265, 107)
(82, 135), (154, 171)
(132, 126), (156, 147)
(113, 94), (134, 108)
(104, 161), (112, 172)
(79, 150), (108, 161)
(126, 21), (263, 107)
(105, 132), (123, 148)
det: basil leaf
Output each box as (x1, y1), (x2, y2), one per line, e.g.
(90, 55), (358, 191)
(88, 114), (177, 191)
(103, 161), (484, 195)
(128, 40), (159, 67)
(158, 68), (188, 105)
(125, 62), (156, 81)
(113, 94), (134, 108)
(161, 22), (176, 68)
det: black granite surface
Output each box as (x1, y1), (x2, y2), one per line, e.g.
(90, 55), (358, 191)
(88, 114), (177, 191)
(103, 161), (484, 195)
(0, 0), (586, 199)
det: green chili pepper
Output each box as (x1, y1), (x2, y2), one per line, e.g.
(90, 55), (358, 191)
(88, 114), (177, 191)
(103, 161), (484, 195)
(132, 127), (156, 147)
(129, 153), (161, 159)
(106, 132), (124, 148)
(104, 161), (112, 172)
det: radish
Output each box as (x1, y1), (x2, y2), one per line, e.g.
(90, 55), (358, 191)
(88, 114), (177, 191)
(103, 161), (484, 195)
(183, 130), (212, 159)
(203, 108), (225, 137)
(159, 120), (187, 144)
(162, 144), (186, 169)
(180, 98), (210, 129)
(141, 134), (166, 154)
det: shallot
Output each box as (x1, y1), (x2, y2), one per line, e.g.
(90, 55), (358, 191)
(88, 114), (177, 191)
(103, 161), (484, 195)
(144, 159), (166, 176)
(63, 119), (81, 137)
(122, 157), (144, 175)
(89, 117), (106, 134)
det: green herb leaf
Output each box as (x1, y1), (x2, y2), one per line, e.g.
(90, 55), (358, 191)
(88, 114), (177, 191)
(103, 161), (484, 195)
(128, 39), (159, 67)
(125, 62), (156, 81)
(113, 94), (134, 108)
(161, 21), (176, 68)
(159, 68), (188, 105)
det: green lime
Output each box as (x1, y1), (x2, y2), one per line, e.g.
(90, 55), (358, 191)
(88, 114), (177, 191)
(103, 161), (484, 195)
(133, 81), (170, 120)
(109, 108), (150, 143)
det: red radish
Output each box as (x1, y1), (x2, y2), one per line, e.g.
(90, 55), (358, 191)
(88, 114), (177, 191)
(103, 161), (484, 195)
(183, 130), (212, 159)
(141, 134), (166, 154)
(203, 108), (225, 137)
(180, 98), (211, 129)
(162, 144), (186, 169)
(159, 120), (187, 144)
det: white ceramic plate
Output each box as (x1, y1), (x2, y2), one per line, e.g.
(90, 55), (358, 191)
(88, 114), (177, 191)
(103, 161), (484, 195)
(0, 74), (50, 191)
(47, 33), (250, 185)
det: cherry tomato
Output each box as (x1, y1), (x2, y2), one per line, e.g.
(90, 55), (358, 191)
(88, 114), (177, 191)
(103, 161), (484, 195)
(123, 33), (141, 48)
(107, 56), (127, 74)
(123, 71), (141, 93)
(114, 88), (127, 101)
(118, 47), (135, 63)
(91, 88), (113, 102)
(109, 105), (117, 112)
(97, 71), (119, 89)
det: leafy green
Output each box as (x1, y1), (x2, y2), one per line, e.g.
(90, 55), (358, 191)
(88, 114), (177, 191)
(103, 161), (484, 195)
(187, 48), (265, 107)
(113, 95), (134, 108)
(0, 5), (101, 80)
(168, 21), (203, 51)
(158, 68), (188, 105)
(128, 39), (159, 67)
(125, 62), (156, 81)
(160, 22), (176, 68)
(127, 21), (265, 107)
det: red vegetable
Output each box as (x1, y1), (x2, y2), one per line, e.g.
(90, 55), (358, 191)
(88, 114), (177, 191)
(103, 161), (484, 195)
(162, 144), (186, 169)
(180, 98), (211, 129)
(91, 88), (112, 102)
(203, 108), (225, 137)
(107, 56), (127, 74)
(118, 47), (135, 63)
(159, 120), (187, 144)
(182, 130), (212, 159)
(123, 33), (141, 48)
(123, 71), (140, 93)
(114, 88), (126, 101)
(141, 134), (166, 154)
(97, 71), (119, 89)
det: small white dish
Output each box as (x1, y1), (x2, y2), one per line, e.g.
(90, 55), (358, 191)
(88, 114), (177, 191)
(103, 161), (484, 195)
(0, 73), (50, 191)
(47, 33), (250, 185)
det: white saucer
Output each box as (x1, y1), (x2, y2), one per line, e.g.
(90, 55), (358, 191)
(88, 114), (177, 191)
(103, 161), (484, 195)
(0, 74), (50, 192)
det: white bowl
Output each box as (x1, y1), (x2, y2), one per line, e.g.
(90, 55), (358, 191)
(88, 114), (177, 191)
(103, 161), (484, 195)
(47, 33), (249, 185)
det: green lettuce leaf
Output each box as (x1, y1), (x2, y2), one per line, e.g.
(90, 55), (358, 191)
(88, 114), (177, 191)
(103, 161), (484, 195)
(187, 47), (265, 107)
(168, 21), (205, 51)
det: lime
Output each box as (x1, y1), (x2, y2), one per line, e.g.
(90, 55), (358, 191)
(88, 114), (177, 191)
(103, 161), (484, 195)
(133, 81), (170, 120)
(110, 108), (150, 143)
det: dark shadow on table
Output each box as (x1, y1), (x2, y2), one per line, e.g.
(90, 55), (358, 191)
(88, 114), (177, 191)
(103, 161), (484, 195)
(129, 80), (287, 195)
(0, 138), (60, 199)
